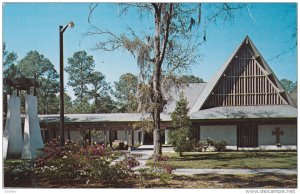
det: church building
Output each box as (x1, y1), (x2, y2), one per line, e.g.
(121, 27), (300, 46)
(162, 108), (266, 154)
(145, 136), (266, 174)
(39, 36), (297, 150)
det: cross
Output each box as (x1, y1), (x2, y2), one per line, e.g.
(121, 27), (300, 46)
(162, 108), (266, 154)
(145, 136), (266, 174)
(272, 128), (284, 144)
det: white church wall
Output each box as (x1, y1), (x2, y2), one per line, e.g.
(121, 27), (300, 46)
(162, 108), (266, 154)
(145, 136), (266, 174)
(70, 130), (82, 142)
(258, 124), (297, 146)
(200, 125), (237, 146)
(68, 129), (140, 145)
(134, 131), (139, 145)
(116, 130), (139, 145)
(91, 130), (106, 143)
(117, 130), (127, 144)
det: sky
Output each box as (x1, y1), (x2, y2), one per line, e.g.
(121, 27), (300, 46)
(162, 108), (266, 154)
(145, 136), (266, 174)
(3, 2), (297, 100)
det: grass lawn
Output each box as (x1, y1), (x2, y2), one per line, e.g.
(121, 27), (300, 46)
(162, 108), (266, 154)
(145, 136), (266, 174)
(135, 174), (297, 189)
(147, 151), (297, 169)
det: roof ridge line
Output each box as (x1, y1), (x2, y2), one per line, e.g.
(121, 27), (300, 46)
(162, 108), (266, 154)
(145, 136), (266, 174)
(190, 36), (249, 113)
(188, 83), (207, 114)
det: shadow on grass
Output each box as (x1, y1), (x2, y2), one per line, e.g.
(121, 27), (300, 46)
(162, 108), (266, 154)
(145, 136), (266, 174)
(176, 152), (296, 161)
(190, 174), (297, 188)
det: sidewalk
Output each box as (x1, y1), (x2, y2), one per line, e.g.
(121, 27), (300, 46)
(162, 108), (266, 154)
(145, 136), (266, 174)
(172, 168), (297, 175)
(111, 145), (154, 166)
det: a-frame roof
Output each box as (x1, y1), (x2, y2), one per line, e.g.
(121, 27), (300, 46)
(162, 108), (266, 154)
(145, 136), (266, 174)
(190, 36), (296, 113)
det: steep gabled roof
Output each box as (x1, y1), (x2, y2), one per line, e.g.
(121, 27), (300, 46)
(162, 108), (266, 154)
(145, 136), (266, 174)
(190, 36), (296, 113)
(247, 36), (296, 107)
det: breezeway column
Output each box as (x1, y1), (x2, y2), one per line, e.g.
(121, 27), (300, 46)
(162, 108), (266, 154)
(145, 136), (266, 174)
(104, 129), (107, 146)
(141, 131), (145, 145)
(165, 129), (170, 145)
(127, 129), (133, 151)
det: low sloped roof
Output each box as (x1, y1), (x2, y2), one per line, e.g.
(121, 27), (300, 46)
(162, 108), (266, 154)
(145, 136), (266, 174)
(190, 105), (297, 120)
(163, 83), (206, 114)
(39, 113), (172, 123)
(39, 104), (297, 124)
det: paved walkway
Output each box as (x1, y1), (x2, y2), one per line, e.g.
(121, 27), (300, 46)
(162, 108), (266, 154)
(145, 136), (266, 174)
(172, 168), (297, 175)
(112, 145), (297, 175)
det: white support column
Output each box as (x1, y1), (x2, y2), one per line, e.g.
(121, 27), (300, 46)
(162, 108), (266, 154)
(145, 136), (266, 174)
(104, 129), (107, 146)
(22, 95), (44, 159)
(128, 129), (132, 151)
(165, 129), (170, 145)
(134, 130), (139, 145)
(3, 95), (23, 159)
(141, 131), (144, 145)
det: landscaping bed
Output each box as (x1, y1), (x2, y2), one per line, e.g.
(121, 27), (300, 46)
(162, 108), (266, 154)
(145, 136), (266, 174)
(4, 171), (297, 188)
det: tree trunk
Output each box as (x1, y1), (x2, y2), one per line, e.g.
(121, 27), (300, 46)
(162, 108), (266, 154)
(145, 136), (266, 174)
(152, 4), (162, 162)
(153, 107), (162, 161)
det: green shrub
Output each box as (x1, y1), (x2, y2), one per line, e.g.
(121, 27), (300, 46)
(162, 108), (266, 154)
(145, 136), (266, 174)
(134, 142), (141, 148)
(193, 140), (209, 152)
(213, 140), (227, 152)
(193, 138), (227, 152)
(169, 127), (194, 156)
(4, 161), (34, 187)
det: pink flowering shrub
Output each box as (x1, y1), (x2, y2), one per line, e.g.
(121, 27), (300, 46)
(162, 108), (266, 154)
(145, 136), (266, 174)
(34, 139), (136, 184)
(123, 155), (140, 168)
(81, 144), (107, 157)
(158, 155), (170, 162)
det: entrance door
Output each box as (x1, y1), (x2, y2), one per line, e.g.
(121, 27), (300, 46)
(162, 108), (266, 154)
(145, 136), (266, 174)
(143, 131), (165, 145)
(144, 131), (153, 145)
(237, 123), (258, 147)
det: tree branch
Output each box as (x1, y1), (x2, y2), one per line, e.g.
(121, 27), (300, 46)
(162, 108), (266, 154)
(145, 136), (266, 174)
(88, 3), (99, 23)
(206, 3), (247, 24)
(159, 4), (173, 66)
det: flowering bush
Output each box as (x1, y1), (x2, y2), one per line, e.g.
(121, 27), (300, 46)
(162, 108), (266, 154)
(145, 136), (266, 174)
(112, 140), (127, 150)
(162, 164), (173, 174)
(81, 143), (107, 157)
(35, 152), (89, 183)
(34, 139), (136, 184)
(89, 157), (129, 182)
(5, 139), (140, 186)
(150, 155), (174, 174)
(123, 155), (140, 168)
(158, 155), (170, 162)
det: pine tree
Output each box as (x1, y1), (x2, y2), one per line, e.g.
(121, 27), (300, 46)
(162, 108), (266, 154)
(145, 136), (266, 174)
(169, 92), (193, 156)
(66, 51), (95, 102)
(170, 92), (191, 129)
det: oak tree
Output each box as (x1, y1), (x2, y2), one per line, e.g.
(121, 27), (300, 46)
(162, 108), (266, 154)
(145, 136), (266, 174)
(87, 3), (246, 161)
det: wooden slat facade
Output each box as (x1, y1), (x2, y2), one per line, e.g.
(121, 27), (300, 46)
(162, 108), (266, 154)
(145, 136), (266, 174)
(203, 44), (288, 108)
